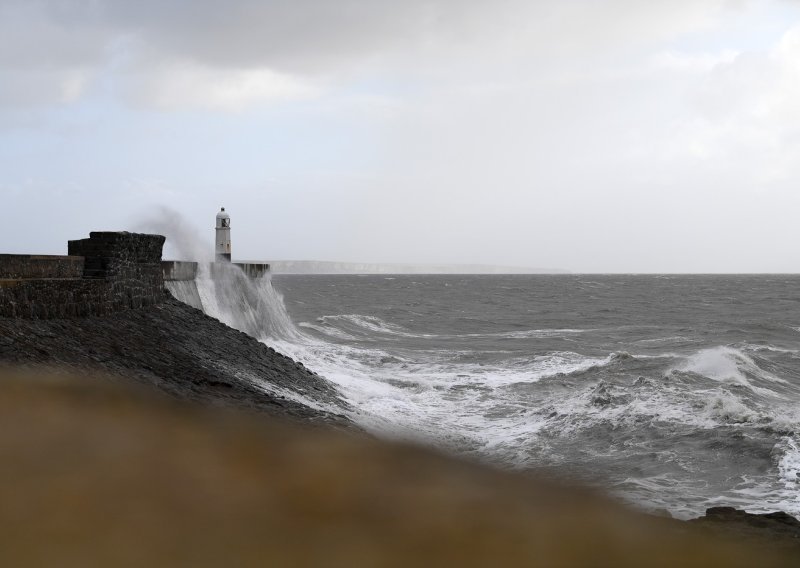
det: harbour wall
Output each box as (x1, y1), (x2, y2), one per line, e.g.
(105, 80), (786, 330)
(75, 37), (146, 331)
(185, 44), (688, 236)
(0, 232), (271, 319)
(161, 261), (270, 282)
(161, 261), (270, 312)
(0, 232), (166, 319)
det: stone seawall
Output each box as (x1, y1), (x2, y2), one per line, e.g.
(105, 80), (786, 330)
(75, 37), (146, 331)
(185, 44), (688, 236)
(0, 279), (111, 319)
(0, 233), (269, 319)
(0, 232), (166, 319)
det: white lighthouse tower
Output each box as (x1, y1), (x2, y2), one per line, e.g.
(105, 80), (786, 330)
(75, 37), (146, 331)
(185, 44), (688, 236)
(215, 207), (232, 262)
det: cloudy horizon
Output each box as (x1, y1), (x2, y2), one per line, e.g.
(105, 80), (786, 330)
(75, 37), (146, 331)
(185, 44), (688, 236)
(3, 1), (800, 272)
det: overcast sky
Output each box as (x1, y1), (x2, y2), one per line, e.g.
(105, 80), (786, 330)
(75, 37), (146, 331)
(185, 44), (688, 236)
(3, 0), (800, 272)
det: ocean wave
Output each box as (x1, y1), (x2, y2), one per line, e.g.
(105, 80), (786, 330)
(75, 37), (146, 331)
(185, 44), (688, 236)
(462, 329), (590, 340)
(316, 313), (592, 341)
(298, 322), (360, 341)
(742, 343), (800, 355)
(187, 273), (798, 439)
(353, 350), (615, 390)
(534, 373), (793, 438)
(702, 390), (766, 425)
(671, 346), (787, 395)
(478, 351), (614, 387)
(633, 336), (694, 345)
(317, 314), (430, 339)
(178, 272), (800, 520)
(611, 475), (700, 520)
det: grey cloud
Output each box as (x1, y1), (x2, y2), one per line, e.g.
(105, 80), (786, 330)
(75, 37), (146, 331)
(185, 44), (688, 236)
(5, 0), (798, 272)
(0, 0), (738, 110)
(0, 1), (110, 68)
(89, 0), (734, 70)
(2, 1), (736, 79)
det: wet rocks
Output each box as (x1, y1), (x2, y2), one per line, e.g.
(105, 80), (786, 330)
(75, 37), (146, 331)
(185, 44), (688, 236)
(688, 507), (800, 552)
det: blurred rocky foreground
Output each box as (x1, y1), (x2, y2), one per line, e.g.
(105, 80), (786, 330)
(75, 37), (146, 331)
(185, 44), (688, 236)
(1, 370), (799, 567)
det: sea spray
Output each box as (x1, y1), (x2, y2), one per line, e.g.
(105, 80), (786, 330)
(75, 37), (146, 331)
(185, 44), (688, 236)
(133, 206), (214, 263)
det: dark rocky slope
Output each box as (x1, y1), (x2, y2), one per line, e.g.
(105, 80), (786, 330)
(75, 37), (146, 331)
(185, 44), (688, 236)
(0, 294), (351, 425)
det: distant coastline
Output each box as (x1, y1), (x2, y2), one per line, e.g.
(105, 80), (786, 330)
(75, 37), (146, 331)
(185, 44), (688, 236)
(256, 260), (570, 275)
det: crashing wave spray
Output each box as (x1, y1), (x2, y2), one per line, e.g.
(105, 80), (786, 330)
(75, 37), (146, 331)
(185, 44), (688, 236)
(132, 205), (213, 262)
(168, 270), (612, 450)
(190, 262), (302, 342)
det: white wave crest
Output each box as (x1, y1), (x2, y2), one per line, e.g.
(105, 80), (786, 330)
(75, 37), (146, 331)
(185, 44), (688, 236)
(317, 313), (590, 341)
(298, 322), (360, 341)
(673, 346), (786, 395)
(318, 314), (423, 338)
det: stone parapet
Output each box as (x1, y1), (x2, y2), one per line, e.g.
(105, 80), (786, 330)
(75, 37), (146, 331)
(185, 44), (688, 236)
(68, 232), (165, 279)
(0, 255), (84, 279)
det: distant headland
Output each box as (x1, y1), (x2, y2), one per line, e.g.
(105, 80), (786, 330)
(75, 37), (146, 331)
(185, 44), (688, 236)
(265, 260), (570, 275)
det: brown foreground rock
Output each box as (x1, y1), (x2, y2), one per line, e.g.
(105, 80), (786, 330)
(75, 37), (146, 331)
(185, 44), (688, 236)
(0, 370), (798, 567)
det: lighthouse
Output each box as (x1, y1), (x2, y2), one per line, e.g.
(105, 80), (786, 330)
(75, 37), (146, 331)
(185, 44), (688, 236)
(215, 207), (232, 262)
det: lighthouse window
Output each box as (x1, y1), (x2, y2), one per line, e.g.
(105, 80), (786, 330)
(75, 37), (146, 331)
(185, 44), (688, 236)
(222, 219), (229, 228)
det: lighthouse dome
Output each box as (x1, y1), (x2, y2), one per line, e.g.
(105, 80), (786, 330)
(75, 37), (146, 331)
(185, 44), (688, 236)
(216, 207), (231, 229)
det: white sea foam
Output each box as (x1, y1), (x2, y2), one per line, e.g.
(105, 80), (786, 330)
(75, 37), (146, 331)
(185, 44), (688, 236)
(777, 437), (800, 487)
(633, 336), (693, 345)
(462, 329), (590, 339)
(742, 343), (800, 355)
(712, 438), (800, 518)
(318, 314), (419, 338)
(316, 313), (588, 341)
(702, 390), (760, 424)
(679, 347), (747, 384)
(231, 366), (344, 416)
(298, 322), (360, 341)
(176, 274), (789, 442)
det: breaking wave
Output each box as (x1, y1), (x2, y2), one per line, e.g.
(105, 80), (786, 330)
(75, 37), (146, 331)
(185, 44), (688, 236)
(309, 313), (590, 341)
(166, 270), (800, 519)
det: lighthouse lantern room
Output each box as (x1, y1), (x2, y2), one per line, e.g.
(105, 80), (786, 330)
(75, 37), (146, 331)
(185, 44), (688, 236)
(215, 207), (232, 262)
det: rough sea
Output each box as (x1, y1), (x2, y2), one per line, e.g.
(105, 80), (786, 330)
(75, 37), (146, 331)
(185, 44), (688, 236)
(169, 272), (800, 520)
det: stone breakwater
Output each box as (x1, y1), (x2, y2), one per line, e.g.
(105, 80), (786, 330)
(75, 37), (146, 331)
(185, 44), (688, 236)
(0, 295), (351, 425)
(0, 232), (166, 319)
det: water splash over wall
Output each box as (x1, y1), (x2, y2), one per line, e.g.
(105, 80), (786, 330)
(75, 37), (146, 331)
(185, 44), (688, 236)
(166, 262), (301, 343)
